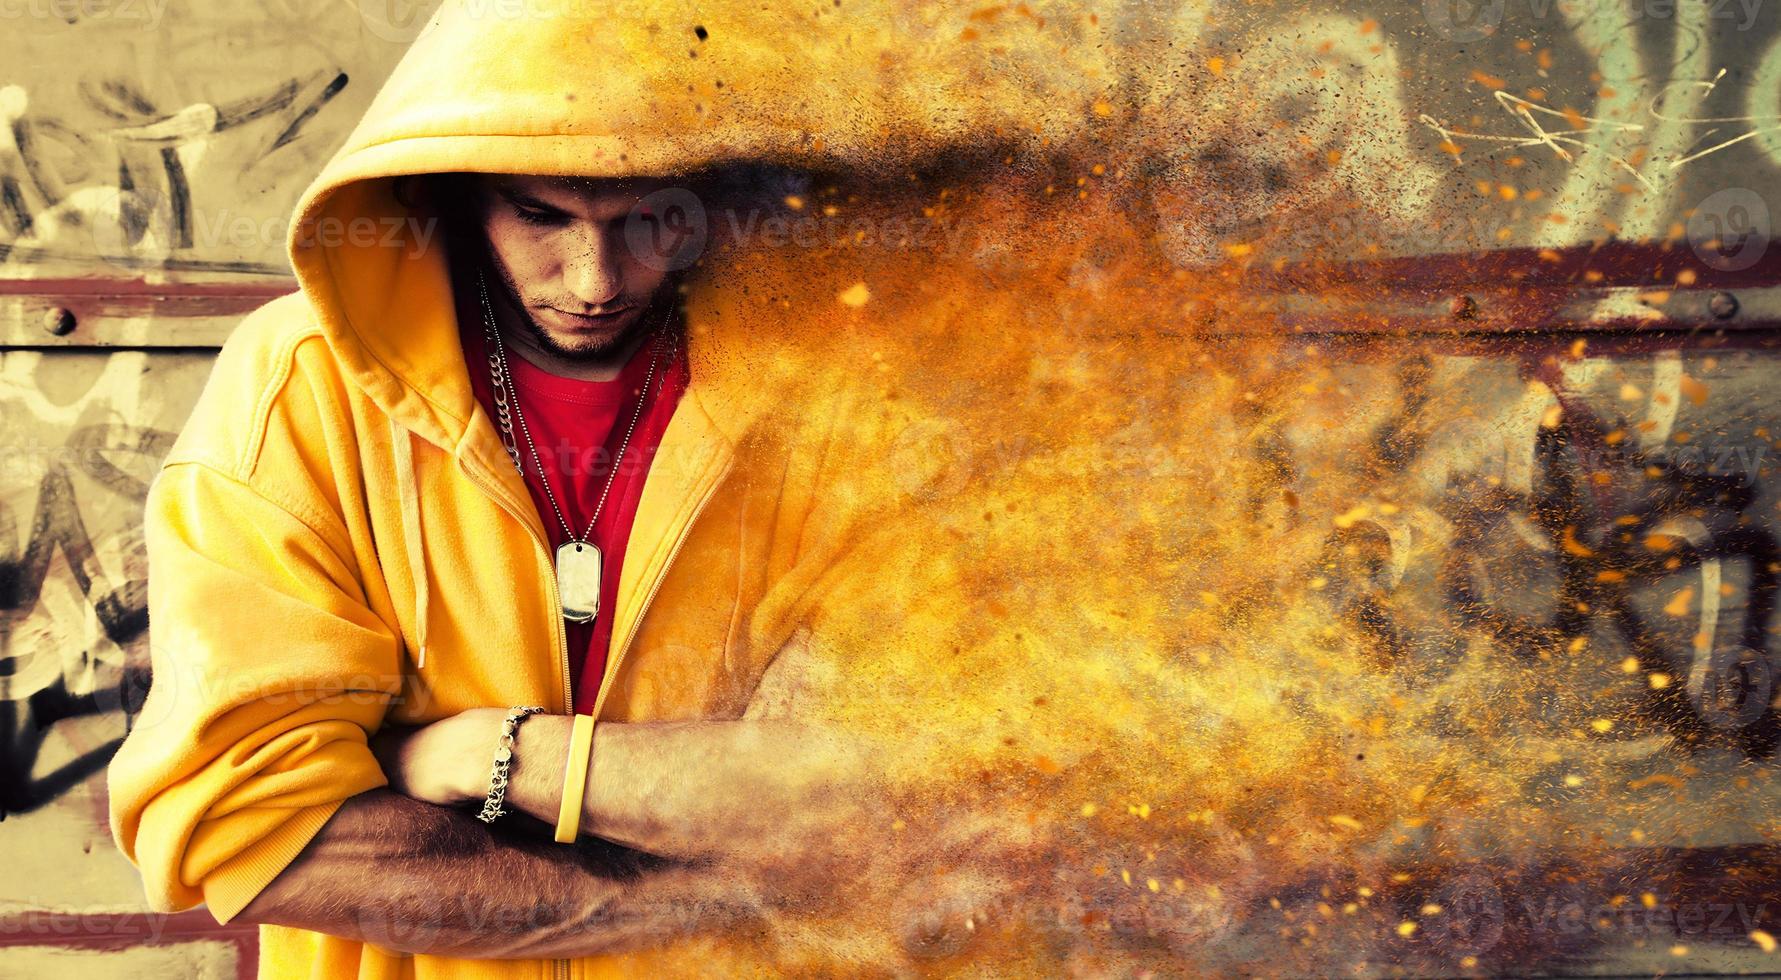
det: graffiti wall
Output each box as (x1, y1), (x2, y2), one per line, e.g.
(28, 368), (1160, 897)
(2, 2), (410, 972)
(2, 0), (1778, 975)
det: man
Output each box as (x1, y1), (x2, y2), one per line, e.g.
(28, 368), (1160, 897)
(99, 0), (1127, 970)
(98, 13), (973, 980)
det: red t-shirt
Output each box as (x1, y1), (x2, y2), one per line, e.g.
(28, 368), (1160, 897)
(461, 315), (689, 714)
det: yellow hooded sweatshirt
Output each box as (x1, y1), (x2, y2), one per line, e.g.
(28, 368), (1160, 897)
(104, 1), (1115, 976)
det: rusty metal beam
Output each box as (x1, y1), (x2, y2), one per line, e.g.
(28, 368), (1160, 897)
(0, 278), (296, 349)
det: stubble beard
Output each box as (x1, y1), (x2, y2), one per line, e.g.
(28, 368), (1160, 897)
(488, 258), (673, 365)
(517, 304), (656, 362)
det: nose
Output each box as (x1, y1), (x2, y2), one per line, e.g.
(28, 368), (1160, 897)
(561, 225), (626, 310)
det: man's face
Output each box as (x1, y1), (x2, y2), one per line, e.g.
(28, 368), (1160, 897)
(469, 174), (677, 362)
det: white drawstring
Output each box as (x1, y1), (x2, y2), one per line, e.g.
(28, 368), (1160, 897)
(389, 415), (430, 669)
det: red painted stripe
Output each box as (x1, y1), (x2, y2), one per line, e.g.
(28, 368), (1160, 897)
(0, 278), (300, 321)
(1250, 240), (1781, 293)
(0, 906), (257, 948)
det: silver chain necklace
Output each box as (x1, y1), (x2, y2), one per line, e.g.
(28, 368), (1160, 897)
(478, 267), (665, 625)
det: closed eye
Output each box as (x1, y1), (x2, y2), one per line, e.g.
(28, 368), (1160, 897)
(512, 203), (569, 226)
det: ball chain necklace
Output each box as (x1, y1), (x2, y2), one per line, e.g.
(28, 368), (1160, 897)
(478, 266), (667, 626)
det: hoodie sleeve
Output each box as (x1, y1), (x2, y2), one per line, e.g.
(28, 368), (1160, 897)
(106, 308), (399, 926)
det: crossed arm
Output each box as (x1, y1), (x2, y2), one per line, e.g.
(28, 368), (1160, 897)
(379, 713), (875, 858)
(232, 712), (882, 959)
(232, 787), (725, 959)
(123, 359), (951, 958)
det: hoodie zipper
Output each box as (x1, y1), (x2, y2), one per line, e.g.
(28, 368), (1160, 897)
(461, 416), (728, 980)
(455, 458), (572, 980)
(459, 461), (574, 709)
(590, 453), (733, 719)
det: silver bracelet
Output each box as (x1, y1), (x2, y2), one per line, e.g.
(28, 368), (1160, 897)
(476, 705), (545, 824)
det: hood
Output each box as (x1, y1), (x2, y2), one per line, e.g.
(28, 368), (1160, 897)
(283, 0), (1118, 671)
(285, 0), (1120, 451)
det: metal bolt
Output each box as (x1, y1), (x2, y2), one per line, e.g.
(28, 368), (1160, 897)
(1707, 291), (1739, 320)
(1450, 294), (1479, 320)
(42, 306), (75, 336)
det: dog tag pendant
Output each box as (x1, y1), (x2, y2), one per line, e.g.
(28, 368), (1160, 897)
(556, 541), (602, 623)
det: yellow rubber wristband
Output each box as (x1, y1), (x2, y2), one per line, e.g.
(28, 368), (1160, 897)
(555, 714), (596, 843)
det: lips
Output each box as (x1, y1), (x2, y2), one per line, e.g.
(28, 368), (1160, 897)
(545, 306), (634, 329)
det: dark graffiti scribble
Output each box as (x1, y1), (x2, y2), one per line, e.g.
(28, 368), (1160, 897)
(0, 424), (170, 819)
(0, 70), (348, 271)
(1327, 357), (1781, 758)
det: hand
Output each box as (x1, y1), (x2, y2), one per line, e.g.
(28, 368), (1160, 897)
(369, 707), (508, 808)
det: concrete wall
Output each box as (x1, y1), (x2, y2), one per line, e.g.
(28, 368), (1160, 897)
(2, 0), (1778, 974)
(2, 4), (410, 972)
